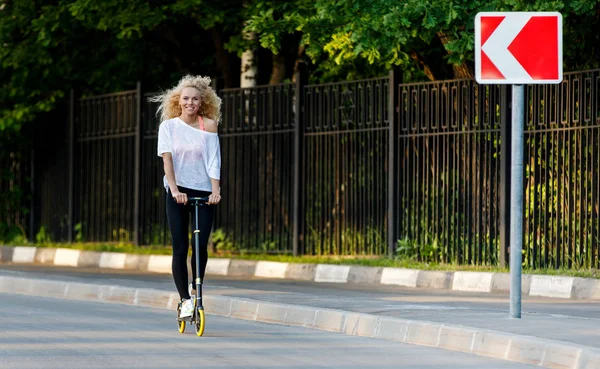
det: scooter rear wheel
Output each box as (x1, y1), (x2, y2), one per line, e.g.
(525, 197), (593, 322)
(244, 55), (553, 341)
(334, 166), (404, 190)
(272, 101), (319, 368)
(176, 304), (186, 334)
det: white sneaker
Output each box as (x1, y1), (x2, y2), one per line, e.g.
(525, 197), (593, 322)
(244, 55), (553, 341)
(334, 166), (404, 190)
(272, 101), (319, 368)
(179, 299), (193, 318)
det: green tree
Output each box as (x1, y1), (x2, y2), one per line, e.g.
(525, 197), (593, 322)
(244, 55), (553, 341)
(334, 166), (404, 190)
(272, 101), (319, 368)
(2, 0), (600, 132)
(0, 0), (245, 133)
(245, 0), (600, 82)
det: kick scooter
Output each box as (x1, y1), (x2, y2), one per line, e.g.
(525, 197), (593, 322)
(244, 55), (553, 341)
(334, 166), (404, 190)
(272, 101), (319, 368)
(177, 196), (210, 336)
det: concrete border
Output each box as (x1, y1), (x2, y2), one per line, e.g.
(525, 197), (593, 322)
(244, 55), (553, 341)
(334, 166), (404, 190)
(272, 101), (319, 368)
(255, 261), (288, 279)
(1, 245), (600, 301)
(0, 246), (14, 262)
(0, 274), (598, 369)
(12, 246), (36, 263)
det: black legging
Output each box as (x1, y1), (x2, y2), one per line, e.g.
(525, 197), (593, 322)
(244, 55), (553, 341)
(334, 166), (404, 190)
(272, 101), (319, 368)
(166, 186), (214, 300)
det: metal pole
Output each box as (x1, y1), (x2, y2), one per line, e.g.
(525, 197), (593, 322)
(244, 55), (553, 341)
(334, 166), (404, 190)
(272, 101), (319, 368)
(292, 62), (307, 256)
(387, 69), (400, 258)
(510, 84), (525, 319)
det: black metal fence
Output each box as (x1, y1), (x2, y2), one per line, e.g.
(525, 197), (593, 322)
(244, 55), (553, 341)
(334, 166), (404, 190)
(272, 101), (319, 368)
(396, 80), (506, 265)
(217, 83), (296, 253)
(303, 77), (390, 256)
(10, 68), (600, 268)
(140, 94), (169, 246)
(73, 88), (141, 244)
(523, 71), (600, 269)
(0, 145), (31, 243)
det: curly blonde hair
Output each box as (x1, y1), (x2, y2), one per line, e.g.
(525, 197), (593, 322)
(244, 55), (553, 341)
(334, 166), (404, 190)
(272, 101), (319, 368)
(149, 75), (221, 123)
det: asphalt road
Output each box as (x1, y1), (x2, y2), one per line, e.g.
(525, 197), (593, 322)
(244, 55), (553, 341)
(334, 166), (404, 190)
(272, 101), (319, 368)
(0, 293), (543, 369)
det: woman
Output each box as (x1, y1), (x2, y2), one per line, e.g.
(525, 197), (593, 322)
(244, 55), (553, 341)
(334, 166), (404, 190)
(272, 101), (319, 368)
(152, 75), (222, 318)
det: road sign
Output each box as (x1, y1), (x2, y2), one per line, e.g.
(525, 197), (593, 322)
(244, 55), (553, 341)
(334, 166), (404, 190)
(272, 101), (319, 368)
(475, 12), (562, 84)
(475, 11), (563, 319)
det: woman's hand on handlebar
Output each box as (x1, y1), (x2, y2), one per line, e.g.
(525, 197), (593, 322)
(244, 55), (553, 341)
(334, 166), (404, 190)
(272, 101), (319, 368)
(207, 192), (221, 205)
(171, 190), (188, 205)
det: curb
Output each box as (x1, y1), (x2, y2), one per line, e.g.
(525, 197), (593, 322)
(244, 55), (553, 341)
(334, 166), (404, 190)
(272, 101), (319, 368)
(1, 274), (598, 369)
(2, 245), (600, 300)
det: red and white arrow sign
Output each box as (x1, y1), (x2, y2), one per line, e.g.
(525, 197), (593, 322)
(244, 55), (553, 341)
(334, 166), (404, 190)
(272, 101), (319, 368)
(475, 12), (562, 84)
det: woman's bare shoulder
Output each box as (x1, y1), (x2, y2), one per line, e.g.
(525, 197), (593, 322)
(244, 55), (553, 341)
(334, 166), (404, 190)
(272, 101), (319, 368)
(203, 117), (219, 133)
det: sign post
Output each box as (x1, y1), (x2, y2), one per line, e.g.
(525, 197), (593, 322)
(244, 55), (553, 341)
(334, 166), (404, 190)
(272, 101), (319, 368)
(475, 12), (563, 319)
(509, 84), (525, 319)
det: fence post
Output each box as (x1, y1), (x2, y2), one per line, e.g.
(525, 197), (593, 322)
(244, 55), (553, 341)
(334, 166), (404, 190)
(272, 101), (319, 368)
(387, 69), (401, 258)
(29, 125), (36, 243)
(499, 85), (512, 267)
(67, 90), (75, 243)
(133, 82), (142, 246)
(292, 62), (308, 256)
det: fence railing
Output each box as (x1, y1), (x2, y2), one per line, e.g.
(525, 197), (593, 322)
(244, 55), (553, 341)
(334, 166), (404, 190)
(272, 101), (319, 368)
(396, 80), (505, 265)
(72, 88), (140, 244)
(302, 77), (390, 256)
(0, 148), (30, 243)
(523, 70), (600, 269)
(14, 68), (600, 269)
(218, 83), (296, 253)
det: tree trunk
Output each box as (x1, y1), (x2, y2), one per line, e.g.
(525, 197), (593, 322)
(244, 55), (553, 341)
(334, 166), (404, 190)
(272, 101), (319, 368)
(292, 45), (306, 82)
(154, 25), (190, 75)
(451, 63), (474, 79)
(437, 31), (474, 79)
(241, 0), (257, 87)
(211, 27), (233, 88)
(241, 30), (257, 88)
(410, 51), (436, 81)
(269, 53), (286, 85)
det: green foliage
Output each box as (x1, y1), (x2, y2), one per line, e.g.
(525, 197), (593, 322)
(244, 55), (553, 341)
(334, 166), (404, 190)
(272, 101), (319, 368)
(3, 0), (600, 265)
(311, 0), (598, 72)
(523, 126), (600, 269)
(2, 0), (599, 133)
(395, 237), (442, 264)
(0, 132), (30, 241)
(0, 0), (244, 133)
(144, 226), (166, 246)
(260, 240), (279, 253)
(34, 242), (173, 255)
(243, 0), (314, 54)
(35, 226), (52, 244)
(111, 228), (130, 243)
(0, 223), (27, 245)
(210, 228), (236, 253)
(74, 223), (84, 243)
(245, 0), (600, 81)
(305, 225), (387, 256)
(67, 0), (167, 39)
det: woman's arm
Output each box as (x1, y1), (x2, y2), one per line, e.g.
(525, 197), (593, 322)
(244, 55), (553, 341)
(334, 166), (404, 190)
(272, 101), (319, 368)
(204, 117), (222, 205)
(208, 178), (221, 205)
(163, 153), (187, 204)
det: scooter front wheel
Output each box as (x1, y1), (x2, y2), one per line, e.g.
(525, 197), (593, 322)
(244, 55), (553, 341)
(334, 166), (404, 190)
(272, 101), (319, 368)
(195, 308), (205, 337)
(176, 305), (186, 334)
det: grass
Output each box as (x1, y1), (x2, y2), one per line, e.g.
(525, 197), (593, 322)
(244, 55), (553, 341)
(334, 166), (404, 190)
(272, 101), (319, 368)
(20, 241), (174, 256)
(4, 241), (599, 279)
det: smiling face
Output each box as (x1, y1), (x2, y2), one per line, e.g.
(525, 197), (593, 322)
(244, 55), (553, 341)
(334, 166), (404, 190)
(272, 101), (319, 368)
(179, 87), (202, 116)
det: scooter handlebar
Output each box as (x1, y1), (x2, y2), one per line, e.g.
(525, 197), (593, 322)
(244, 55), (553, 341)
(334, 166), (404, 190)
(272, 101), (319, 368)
(188, 196), (211, 205)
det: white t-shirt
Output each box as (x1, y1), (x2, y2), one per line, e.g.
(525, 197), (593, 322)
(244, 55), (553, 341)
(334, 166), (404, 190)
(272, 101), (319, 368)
(157, 117), (221, 192)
